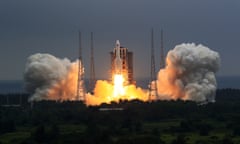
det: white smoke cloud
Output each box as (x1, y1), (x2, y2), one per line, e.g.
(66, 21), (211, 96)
(24, 53), (81, 101)
(23, 53), (148, 105)
(24, 43), (220, 105)
(157, 43), (220, 103)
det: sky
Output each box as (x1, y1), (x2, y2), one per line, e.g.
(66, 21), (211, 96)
(0, 0), (240, 80)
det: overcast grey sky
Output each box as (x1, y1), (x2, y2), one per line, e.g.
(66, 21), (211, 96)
(0, 0), (240, 80)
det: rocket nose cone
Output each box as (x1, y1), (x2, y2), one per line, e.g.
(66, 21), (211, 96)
(116, 40), (120, 45)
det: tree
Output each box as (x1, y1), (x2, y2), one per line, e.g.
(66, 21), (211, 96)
(32, 125), (46, 143)
(0, 120), (16, 134)
(171, 135), (187, 144)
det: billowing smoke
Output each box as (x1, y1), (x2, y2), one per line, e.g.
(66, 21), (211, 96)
(24, 53), (80, 101)
(157, 43), (220, 103)
(24, 43), (220, 105)
(24, 53), (148, 105)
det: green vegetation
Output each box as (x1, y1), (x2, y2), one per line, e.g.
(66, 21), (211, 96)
(0, 88), (240, 143)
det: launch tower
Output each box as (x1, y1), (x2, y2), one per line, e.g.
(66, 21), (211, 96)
(76, 32), (86, 102)
(160, 29), (165, 69)
(148, 29), (158, 101)
(89, 32), (96, 93)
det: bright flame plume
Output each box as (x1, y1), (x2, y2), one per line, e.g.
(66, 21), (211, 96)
(113, 74), (125, 97)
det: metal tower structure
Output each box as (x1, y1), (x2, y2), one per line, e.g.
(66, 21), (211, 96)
(148, 28), (158, 101)
(89, 32), (96, 93)
(160, 29), (165, 69)
(76, 31), (86, 102)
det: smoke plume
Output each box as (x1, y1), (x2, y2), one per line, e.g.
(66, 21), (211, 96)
(24, 53), (147, 105)
(157, 43), (220, 103)
(24, 53), (80, 101)
(24, 43), (220, 105)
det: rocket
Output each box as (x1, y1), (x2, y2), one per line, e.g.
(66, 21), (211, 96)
(114, 40), (122, 74)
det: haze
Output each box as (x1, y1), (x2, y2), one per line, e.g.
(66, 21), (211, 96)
(0, 0), (239, 80)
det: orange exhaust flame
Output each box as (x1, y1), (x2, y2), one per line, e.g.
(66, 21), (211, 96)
(86, 74), (148, 106)
(113, 74), (125, 97)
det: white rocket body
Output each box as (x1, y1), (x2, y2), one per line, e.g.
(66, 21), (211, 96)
(114, 40), (122, 74)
